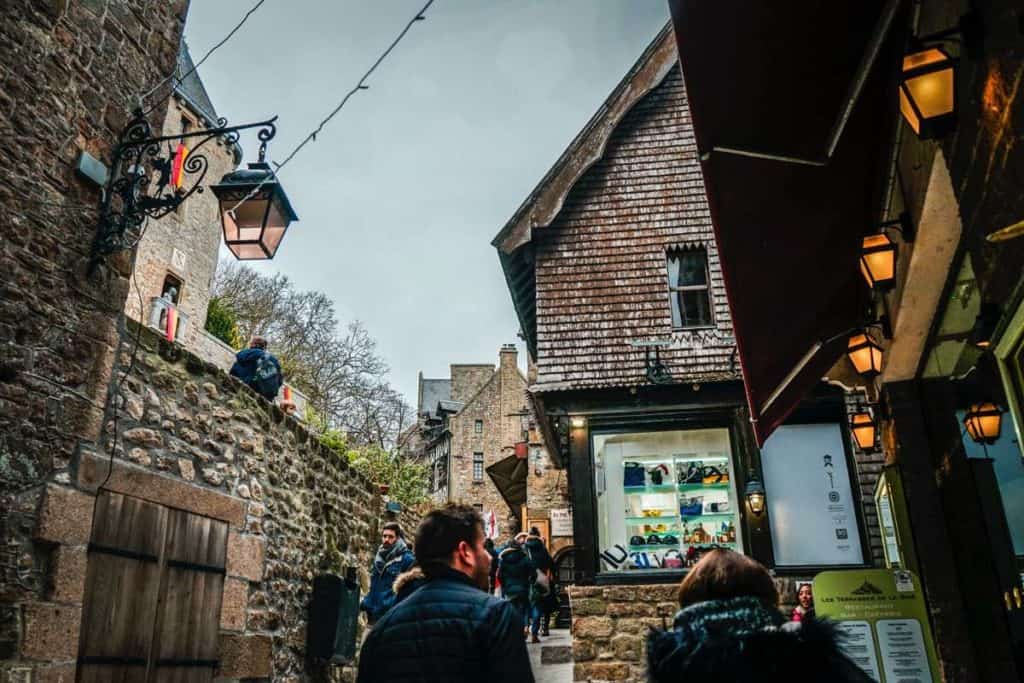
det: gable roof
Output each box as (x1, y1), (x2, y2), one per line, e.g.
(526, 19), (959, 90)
(418, 377), (452, 419)
(491, 24), (679, 357)
(174, 42), (219, 125)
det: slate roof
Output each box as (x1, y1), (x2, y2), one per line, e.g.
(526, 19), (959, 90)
(174, 42), (219, 124)
(493, 24), (738, 393)
(418, 377), (452, 419)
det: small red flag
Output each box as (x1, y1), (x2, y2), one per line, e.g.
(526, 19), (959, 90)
(171, 143), (189, 189)
(165, 306), (178, 342)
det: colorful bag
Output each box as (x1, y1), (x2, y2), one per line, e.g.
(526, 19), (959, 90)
(600, 544), (628, 570)
(629, 535), (646, 546)
(679, 461), (705, 484)
(701, 465), (729, 485)
(663, 549), (684, 569)
(649, 464), (669, 485)
(624, 462), (645, 487)
(680, 497), (703, 517)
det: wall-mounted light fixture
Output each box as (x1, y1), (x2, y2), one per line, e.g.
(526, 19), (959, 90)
(744, 472), (766, 516)
(90, 109), (295, 272)
(847, 331), (884, 378)
(860, 212), (914, 290)
(849, 409), (878, 452)
(968, 303), (1001, 349)
(570, 416), (587, 429)
(964, 402), (1002, 445)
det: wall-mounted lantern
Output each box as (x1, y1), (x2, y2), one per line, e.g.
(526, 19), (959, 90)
(89, 109), (294, 271)
(968, 303), (1001, 349)
(899, 47), (957, 139)
(849, 410), (878, 452)
(964, 402), (1002, 445)
(744, 473), (766, 516)
(570, 416), (587, 429)
(847, 332), (884, 378)
(860, 212), (914, 290)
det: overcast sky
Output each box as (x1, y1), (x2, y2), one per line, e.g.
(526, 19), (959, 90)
(184, 1), (670, 406)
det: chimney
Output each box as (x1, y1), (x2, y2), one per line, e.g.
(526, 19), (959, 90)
(500, 344), (518, 372)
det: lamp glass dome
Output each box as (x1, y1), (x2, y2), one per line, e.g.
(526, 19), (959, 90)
(860, 233), (897, 289)
(850, 411), (877, 451)
(847, 333), (884, 377)
(964, 402), (1002, 445)
(210, 162), (298, 261)
(744, 477), (766, 516)
(899, 47), (956, 139)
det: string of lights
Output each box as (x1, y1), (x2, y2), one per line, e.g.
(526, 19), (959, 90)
(133, 0), (270, 117)
(223, 0), (436, 217)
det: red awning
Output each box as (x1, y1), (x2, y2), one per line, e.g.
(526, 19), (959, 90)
(668, 0), (906, 445)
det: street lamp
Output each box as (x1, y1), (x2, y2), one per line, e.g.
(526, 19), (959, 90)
(847, 332), (884, 378)
(860, 213), (914, 290)
(899, 46), (957, 139)
(744, 473), (766, 516)
(849, 410), (878, 452)
(964, 402), (1002, 445)
(210, 138), (298, 261)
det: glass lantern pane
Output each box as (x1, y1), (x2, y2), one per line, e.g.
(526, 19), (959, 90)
(230, 243), (270, 260)
(899, 87), (922, 134)
(905, 69), (954, 121)
(902, 48), (948, 72)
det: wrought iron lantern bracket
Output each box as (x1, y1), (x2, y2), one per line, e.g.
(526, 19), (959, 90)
(89, 108), (278, 271)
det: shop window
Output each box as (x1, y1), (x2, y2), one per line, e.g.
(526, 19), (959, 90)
(667, 248), (713, 328)
(593, 427), (741, 573)
(475, 419), (483, 434)
(760, 423), (865, 566)
(473, 452), (484, 482)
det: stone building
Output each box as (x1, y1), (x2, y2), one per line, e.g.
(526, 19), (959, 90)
(411, 345), (570, 546)
(123, 43), (241, 355)
(0, 3), (377, 680)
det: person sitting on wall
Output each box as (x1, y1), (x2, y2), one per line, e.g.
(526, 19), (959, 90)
(229, 336), (282, 401)
(360, 522), (415, 626)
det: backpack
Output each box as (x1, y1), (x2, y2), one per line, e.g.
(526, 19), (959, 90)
(250, 351), (281, 398)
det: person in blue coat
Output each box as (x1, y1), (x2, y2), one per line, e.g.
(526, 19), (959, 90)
(360, 522), (415, 625)
(229, 336), (282, 401)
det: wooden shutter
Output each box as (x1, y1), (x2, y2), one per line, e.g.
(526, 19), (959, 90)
(77, 492), (228, 683)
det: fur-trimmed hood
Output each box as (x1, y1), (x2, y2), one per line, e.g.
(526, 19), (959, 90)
(646, 597), (873, 683)
(393, 566), (425, 595)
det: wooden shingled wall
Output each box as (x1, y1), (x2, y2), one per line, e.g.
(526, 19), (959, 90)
(534, 65), (737, 391)
(77, 491), (227, 683)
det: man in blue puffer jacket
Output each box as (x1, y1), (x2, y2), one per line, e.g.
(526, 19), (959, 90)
(360, 522), (415, 625)
(357, 505), (533, 683)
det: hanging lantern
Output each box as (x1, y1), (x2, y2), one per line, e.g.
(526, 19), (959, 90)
(899, 47), (957, 139)
(849, 410), (878, 452)
(210, 161), (298, 260)
(744, 474), (766, 516)
(964, 402), (1002, 445)
(860, 233), (897, 290)
(847, 333), (884, 378)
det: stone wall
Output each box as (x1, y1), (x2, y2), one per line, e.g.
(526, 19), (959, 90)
(12, 322), (386, 681)
(568, 577), (809, 682)
(0, 0), (190, 677)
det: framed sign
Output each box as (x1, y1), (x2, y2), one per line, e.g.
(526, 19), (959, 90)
(761, 423), (865, 566)
(550, 508), (573, 536)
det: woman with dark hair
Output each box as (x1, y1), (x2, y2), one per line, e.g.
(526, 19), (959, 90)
(647, 550), (872, 682)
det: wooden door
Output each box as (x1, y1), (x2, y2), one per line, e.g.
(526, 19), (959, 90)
(77, 492), (229, 683)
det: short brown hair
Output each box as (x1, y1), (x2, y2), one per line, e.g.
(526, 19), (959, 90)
(676, 549), (778, 609)
(382, 521), (403, 539)
(414, 504), (483, 576)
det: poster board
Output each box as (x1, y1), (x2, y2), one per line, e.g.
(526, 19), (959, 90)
(760, 423), (864, 565)
(550, 508), (573, 536)
(815, 569), (940, 682)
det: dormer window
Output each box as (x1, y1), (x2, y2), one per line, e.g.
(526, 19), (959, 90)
(667, 248), (713, 328)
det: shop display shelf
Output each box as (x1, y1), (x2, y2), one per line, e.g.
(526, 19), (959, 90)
(628, 543), (680, 551)
(684, 542), (737, 549)
(623, 485), (677, 494)
(679, 512), (734, 520)
(625, 515), (679, 525)
(677, 482), (731, 492)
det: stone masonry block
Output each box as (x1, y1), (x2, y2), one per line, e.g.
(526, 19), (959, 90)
(574, 662), (630, 681)
(21, 603), (82, 661)
(35, 485), (94, 545)
(218, 633), (272, 678)
(608, 602), (656, 618)
(220, 577), (248, 631)
(611, 634), (642, 662)
(49, 545), (88, 604)
(32, 663), (76, 683)
(573, 616), (614, 639)
(226, 531), (265, 582)
(77, 451), (245, 527)
(572, 598), (608, 616)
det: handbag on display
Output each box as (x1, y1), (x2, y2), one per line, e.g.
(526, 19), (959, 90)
(646, 534), (662, 545)
(629, 535), (646, 546)
(629, 551), (662, 569)
(702, 464), (729, 485)
(660, 534), (679, 545)
(705, 500), (731, 514)
(663, 549), (684, 569)
(679, 461), (704, 484)
(600, 544), (628, 570)
(680, 497), (703, 517)
(624, 462), (645, 487)
(648, 464), (669, 485)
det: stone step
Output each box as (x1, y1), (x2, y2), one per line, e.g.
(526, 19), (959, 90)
(540, 645), (572, 664)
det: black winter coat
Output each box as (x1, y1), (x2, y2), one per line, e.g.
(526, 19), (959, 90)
(524, 537), (553, 574)
(497, 545), (534, 598)
(647, 597), (874, 683)
(356, 567), (534, 683)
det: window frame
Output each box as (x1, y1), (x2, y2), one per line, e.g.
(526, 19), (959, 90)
(472, 452), (484, 482)
(666, 247), (714, 330)
(474, 419), (483, 434)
